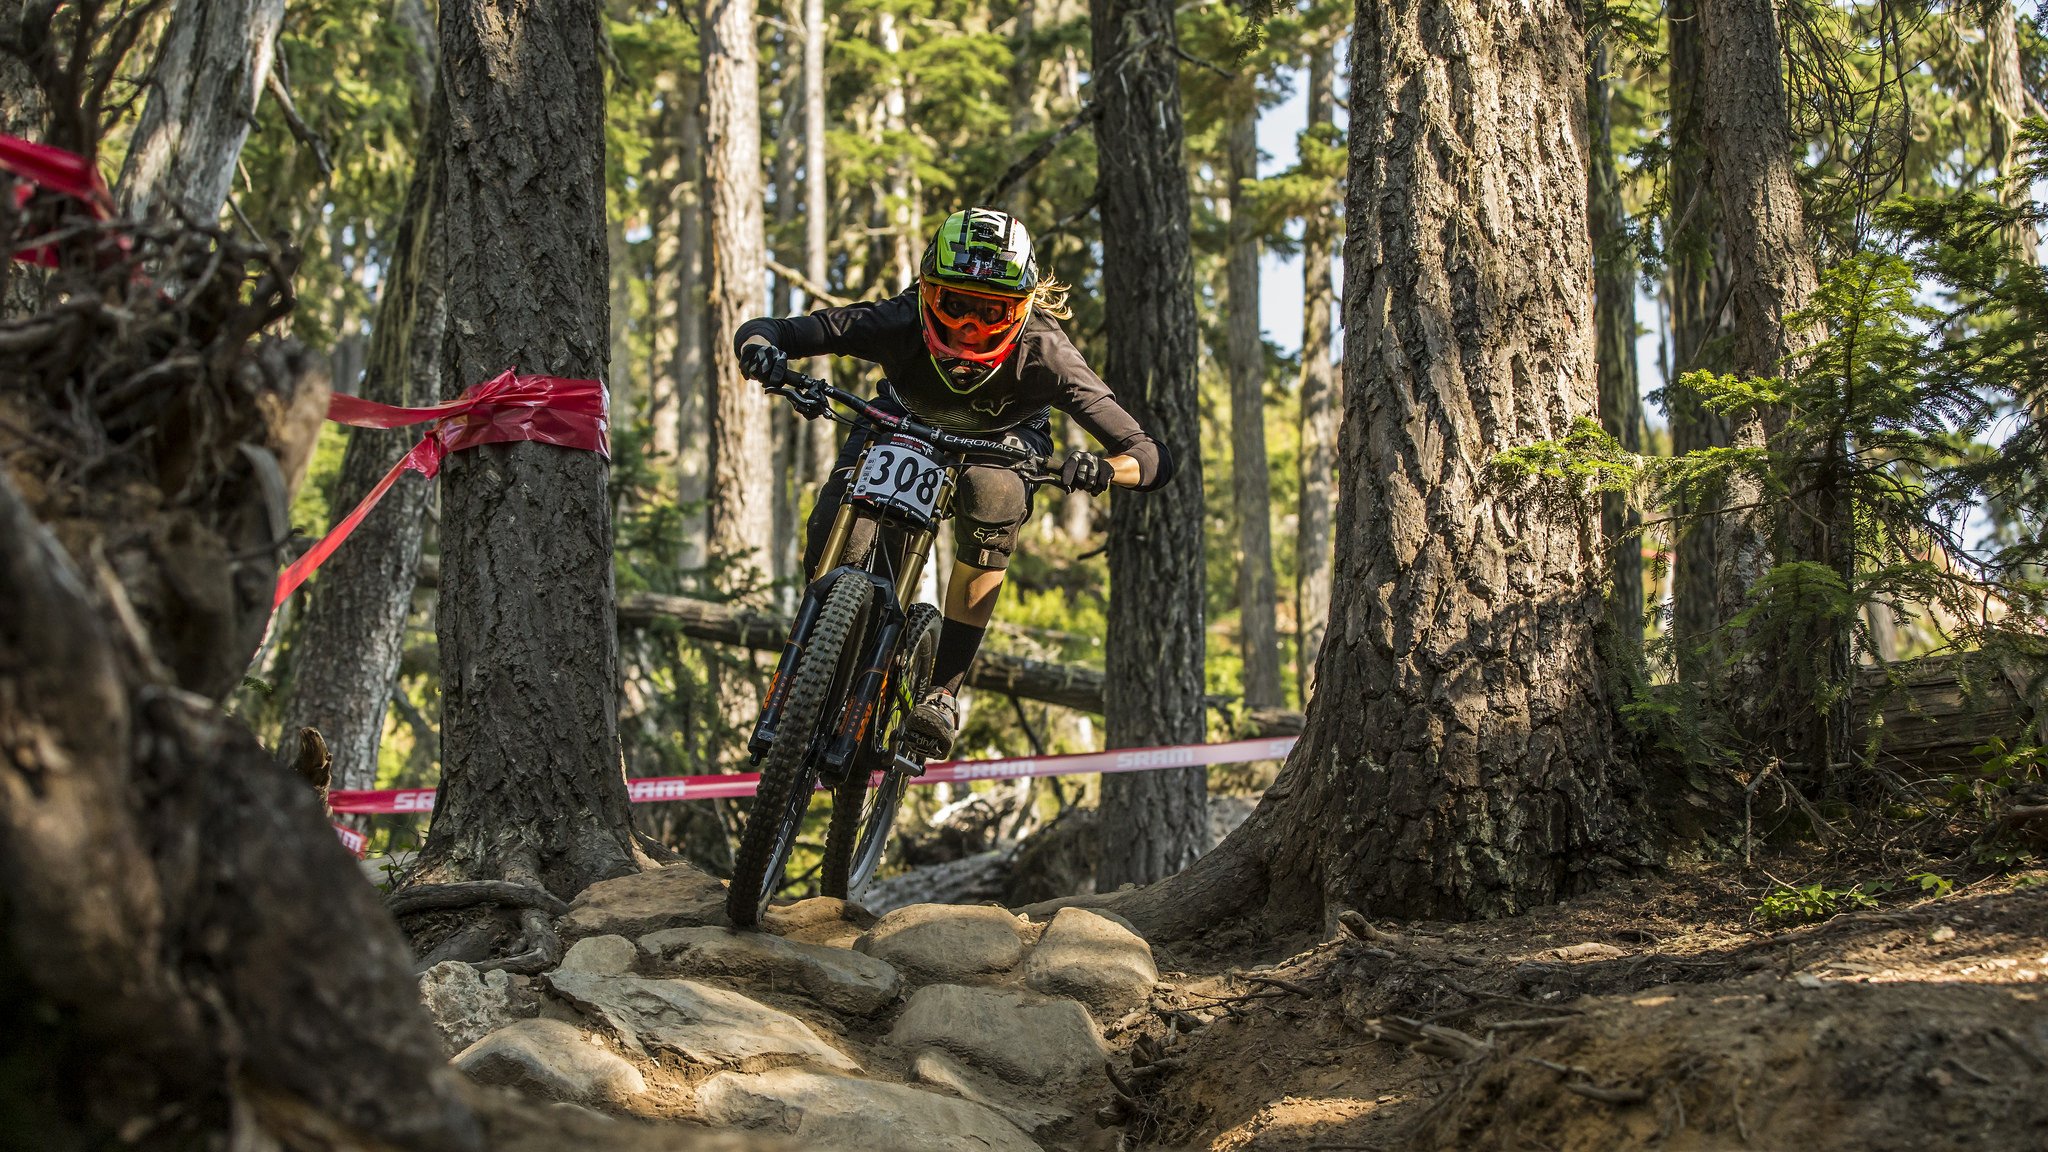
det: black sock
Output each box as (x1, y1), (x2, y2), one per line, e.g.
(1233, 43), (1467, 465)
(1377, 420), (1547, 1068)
(931, 620), (986, 696)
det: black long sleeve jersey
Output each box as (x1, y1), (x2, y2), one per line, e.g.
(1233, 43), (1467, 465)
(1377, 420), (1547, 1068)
(733, 289), (1172, 490)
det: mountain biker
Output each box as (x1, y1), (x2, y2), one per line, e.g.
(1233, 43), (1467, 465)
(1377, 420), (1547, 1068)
(734, 206), (1173, 759)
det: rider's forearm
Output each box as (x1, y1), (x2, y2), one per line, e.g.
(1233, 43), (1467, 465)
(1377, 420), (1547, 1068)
(1107, 454), (1142, 488)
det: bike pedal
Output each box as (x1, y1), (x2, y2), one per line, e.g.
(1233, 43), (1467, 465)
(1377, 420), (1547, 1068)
(893, 752), (929, 777)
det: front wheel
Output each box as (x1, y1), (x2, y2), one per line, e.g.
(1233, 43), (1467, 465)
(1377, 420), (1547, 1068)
(726, 571), (872, 927)
(822, 603), (940, 899)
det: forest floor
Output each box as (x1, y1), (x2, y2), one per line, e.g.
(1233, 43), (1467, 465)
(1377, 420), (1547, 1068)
(1129, 857), (2048, 1152)
(407, 846), (2048, 1152)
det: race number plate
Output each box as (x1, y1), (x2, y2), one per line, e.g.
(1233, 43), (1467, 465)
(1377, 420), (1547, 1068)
(851, 437), (946, 523)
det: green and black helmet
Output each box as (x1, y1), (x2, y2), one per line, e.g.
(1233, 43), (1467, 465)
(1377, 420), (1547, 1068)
(919, 208), (1039, 365)
(920, 207), (1040, 296)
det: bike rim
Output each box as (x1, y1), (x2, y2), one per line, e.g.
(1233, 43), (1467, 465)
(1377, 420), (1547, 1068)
(847, 770), (907, 894)
(756, 764), (817, 908)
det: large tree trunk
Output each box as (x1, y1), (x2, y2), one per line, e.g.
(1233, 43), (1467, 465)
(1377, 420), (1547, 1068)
(1225, 90), (1283, 712)
(1587, 34), (1644, 651)
(412, 0), (645, 903)
(704, 0), (772, 592)
(1664, 0), (1734, 678)
(1296, 40), (1340, 701)
(117, 0), (283, 224)
(1091, 0), (1209, 889)
(1700, 0), (1836, 770)
(1114, 0), (1646, 936)
(280, 93), (448, 798)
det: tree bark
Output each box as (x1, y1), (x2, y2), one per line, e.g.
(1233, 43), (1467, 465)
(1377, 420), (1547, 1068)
(1700, 0), (1836, 770)
(1664, 0), (1734, 678)
(1587, 35), (1644, 651)
(676, 68), (711, 574)
(413, 0), (646, 902)
(117, 0), (284, 224)
(801, 0), (835, 491)
(1112, 0), (1646, 935)
(704, 0), (773, 593)
(2, 0), (46, 318)
(1225, 88), (1283, 712)
(1091, 0), (1209, 889)
(770, 25), (803, 593)
(280, 92), (448, 798)
(1296, 40), (1340, 701)
(1985, 2), (2039, 261)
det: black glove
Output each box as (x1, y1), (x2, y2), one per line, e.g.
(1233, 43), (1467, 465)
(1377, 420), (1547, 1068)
(740, 341), (788, 385)
(1058, 449), (1112, 495)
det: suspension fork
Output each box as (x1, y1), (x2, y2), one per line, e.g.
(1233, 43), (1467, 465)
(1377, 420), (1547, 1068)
(747, 578), (833, 761)
(823, 521), (938, 779)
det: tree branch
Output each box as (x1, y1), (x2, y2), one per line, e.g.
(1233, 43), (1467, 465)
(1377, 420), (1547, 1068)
(979, 102), (1101, 205)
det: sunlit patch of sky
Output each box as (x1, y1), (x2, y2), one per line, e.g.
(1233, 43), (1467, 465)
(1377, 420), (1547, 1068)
(1254, 62), (1343, 367)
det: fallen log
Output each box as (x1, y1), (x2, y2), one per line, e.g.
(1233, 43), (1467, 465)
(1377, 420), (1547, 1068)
(615, 594), (2040, 763)
(618, 590), (1108, 713)
(1855, 653), (2044, 777)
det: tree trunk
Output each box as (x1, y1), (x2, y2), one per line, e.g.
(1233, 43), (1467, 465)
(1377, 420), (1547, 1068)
(1003, 0), (1039, 218)
(1115, 0), (1645, 935)
(1700, 0), (1837, 770)
(413, 0), (646, 902)
(1587, 35), (1644, 652)
(676, 69), (711, 574)
(1225, 90), (1283, 712)
(704, 0), (772, 593)
(1664, 0), (1734, 679)
(281, 93), (448, 798)
(1985, 2), (2039, 261)
(649, 101), (686, 467)
(1296, 40), (1340, 701)
(1, 0), (45, 318)
(770, 28), (802, 594)
(1091, 0), (1208, 889)
(1061, 413), (1095, 540)
(878, 10), (916, 289)
(117, 0), (284, 224)
(801, 0), (835, 491)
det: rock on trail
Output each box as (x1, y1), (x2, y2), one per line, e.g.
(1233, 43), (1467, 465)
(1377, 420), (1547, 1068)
(416, 862), (1158, 1151)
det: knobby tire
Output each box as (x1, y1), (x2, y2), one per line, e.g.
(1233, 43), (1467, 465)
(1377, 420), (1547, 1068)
(822, 603), (940, 899)
(726, 571), (872, 927)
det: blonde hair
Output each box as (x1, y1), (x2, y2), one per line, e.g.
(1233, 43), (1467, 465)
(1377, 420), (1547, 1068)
(1031, 275), (1073, 320)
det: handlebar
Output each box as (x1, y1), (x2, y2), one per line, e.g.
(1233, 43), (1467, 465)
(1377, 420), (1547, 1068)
(761, 363), (1047, 469)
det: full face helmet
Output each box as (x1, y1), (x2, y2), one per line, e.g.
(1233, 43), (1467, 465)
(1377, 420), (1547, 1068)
(918, 207), (1039, 366)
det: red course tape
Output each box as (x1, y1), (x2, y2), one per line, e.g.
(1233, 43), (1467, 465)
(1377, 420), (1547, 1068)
(327, 736), (1298, 815)
(273, 371), (609, 607)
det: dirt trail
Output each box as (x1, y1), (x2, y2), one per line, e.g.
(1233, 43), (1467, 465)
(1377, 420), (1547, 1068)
(406, 859), (2048, 1151)
(1123, 866), (2048, 1151)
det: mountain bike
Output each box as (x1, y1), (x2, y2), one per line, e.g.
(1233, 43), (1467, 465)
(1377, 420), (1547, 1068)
(725, 364), (1060, 928)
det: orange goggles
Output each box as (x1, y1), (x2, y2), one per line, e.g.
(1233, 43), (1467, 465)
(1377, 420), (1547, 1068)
(920, 281), (1030, 331)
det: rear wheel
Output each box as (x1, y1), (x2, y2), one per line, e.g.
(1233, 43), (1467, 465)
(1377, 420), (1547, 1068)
(822, 603), (940, 899)
(726, 571), (872, 927)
